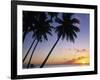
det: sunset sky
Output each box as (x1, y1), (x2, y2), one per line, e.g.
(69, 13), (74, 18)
(23, 12), (90, 67)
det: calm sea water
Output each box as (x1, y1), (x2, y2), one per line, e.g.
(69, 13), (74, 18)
(23, 64), (89, 69)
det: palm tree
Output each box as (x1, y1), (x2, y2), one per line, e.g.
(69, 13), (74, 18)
(27, 12), (53, 68)
(40, 13), (80, 68)
(23, 12), (41, 63)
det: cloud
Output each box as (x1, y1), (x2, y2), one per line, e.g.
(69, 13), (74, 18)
(75, 49), (88, 53)
(65, 56), (87, 64)
(77, 56), (86, 60)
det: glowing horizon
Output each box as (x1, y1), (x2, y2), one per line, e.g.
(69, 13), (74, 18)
(23, 48), (89, 65)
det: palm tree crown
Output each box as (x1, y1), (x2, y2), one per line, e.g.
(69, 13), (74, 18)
(55, 13), (80, 42)
(23, 11), (40, 42)
(32, 13), (53, 42)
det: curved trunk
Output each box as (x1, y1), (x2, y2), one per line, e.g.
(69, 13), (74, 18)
(27, 40), (39, 68)
(23, 38), (36, 63)
(40, 36), (61, 68)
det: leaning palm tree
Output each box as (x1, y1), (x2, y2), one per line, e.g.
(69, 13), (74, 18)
(40, 13), (80, 68)
(23, 12), (41, 63)
(27, 12), (53, 68)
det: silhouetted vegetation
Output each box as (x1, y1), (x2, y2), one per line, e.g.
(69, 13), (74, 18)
(23, 11), (80, 68)
(40, 13), (80, 68)
(23, 11), (53, 68)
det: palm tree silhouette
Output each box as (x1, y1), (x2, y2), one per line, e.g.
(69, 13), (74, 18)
(40, 13), (80, 68)
(27, 12), (53, 68)
(23, 12), (41, 63)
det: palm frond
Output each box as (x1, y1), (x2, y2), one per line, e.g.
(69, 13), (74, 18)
(55, 13), (80, 43)
(71, 18), (80, 24)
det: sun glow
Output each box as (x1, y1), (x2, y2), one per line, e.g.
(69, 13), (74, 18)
(74, 57), (89, 65)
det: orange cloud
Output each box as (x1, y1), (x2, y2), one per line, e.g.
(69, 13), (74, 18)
(64, 56), (89, 65)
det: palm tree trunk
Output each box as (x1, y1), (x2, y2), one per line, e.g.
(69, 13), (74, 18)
(23, 38), (36, 63)
(27, 40), (39, 68)
(40, 36), (61, 68)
